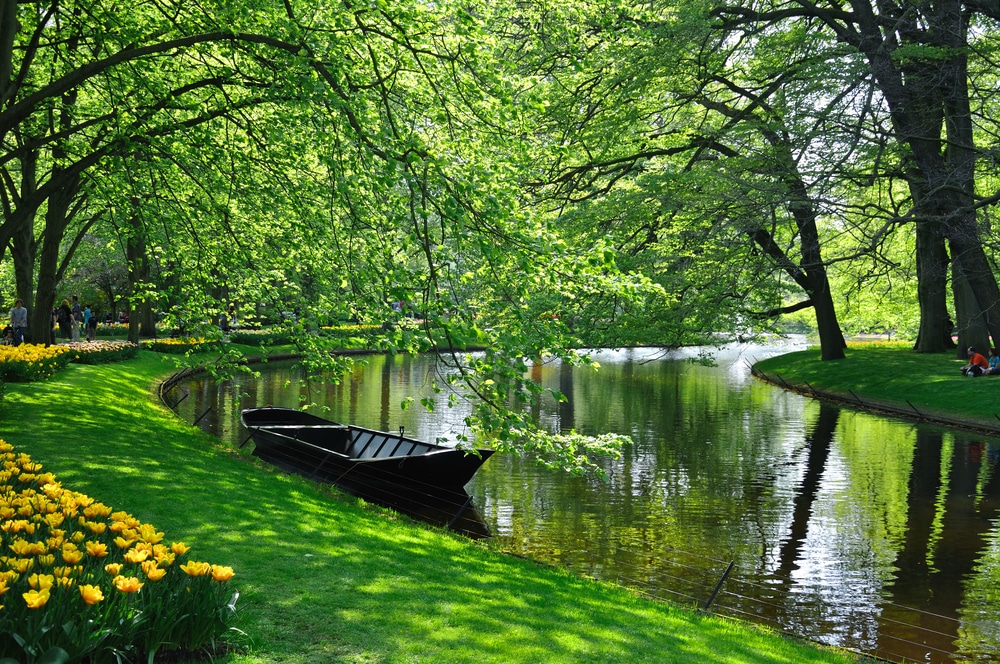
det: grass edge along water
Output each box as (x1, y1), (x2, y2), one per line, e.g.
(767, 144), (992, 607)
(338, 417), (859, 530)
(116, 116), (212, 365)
(0, 350), (874, 663)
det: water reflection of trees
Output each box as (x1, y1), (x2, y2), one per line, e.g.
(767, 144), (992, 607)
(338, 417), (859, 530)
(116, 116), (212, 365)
(177, 351), (1000, 663)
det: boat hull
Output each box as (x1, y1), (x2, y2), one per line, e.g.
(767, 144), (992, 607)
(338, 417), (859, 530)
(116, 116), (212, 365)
(240, 407), (493, 492)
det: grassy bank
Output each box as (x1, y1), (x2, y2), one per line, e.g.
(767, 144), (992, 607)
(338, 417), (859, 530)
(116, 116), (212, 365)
(0, 351), (869, 663)
(753, 341), (1000, 431)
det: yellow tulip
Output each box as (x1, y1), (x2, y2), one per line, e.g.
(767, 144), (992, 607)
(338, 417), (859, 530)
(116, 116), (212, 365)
(210, 565), (235, 582)
(22, 587), (50, 609)
(113, 575), (143, 593)
(84, 521), (107, 534)
(85, 541), (108, 558)
(138, 523), (164, 544)
(79, 584), (104, 605)
(171, 541), (191, 555)
(144, 565), (167, 582)
(28, 573), (54, 590)
(8, 558), (33, 573)
(155, 551), (176, 567)
(104, 563), (123, 576)
(124, 548), (149, 564)
(83, 503), (112, 518)
(8, 538), (33, 556)
(180, 560), (211, 577)
(62, 548), (83, 565)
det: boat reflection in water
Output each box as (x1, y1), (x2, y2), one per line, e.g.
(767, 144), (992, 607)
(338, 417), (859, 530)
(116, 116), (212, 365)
(240, 406), (493, 539)
(173, 342), (1000, 663)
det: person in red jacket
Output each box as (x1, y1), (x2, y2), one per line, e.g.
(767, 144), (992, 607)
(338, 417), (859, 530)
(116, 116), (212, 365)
(962, 346), (990, 376)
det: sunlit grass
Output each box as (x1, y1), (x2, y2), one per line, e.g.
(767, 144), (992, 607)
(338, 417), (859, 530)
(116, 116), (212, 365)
(755, 344), (1000, 427)
(0, 444), (236, 662)
(0, 352), (871, 663)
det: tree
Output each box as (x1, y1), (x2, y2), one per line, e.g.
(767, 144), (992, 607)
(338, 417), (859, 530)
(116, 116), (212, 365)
(477, 2), (851, 358)
(712, 0), (1000, 353)
(0, 0), (638, 473)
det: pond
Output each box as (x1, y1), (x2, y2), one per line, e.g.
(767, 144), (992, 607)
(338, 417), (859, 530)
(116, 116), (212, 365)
(170, 341), (1000, 664)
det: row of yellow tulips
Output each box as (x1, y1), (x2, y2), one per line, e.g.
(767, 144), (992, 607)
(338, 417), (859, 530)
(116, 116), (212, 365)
(0, 341), (140, 381)
(0, 440), (238, 662)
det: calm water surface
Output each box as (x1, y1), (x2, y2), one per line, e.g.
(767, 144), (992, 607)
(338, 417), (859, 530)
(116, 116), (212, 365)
(172, 341), (1000, 663)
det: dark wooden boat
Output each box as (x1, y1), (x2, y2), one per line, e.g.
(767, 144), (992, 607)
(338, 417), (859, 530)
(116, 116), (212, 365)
(239, 406), (494, 493)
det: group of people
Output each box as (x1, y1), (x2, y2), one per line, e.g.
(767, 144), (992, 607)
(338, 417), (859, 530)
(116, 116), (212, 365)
(51, 296), (98, 343)
(3, 295), (100, 346)
(961, 346), (1000, 376)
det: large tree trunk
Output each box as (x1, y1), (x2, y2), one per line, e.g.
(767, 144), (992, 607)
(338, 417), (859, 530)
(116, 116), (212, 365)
(846, 0), (999, 353)
(11, 151), (38, 325)
(913, 222), (950, 353)
(32, 196), (71, 347)
(124, 210), (152, 342)
(810, 278), (846, 361)
(952, 269), (989, 358)
(793, 195), (845, 360)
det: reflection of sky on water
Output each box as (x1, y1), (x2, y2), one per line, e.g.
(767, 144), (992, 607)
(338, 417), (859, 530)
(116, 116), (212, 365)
(175, 338), (1000, 663)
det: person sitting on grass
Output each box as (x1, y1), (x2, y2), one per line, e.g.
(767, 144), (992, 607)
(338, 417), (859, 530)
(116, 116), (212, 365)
(987, 347), (1000, 375)
(962, 346), (990, 376)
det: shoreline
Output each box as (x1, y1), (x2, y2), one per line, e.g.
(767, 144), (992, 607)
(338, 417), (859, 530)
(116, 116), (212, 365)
(751, 344), (1000, 440)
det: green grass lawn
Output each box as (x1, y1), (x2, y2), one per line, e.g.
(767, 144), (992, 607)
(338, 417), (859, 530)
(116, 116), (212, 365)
(754, 341), (1000, 431)
(0, 351), (871, 664)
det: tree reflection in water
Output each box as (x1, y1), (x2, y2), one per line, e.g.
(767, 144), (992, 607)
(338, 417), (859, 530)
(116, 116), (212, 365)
(174, 343), (1000, 663)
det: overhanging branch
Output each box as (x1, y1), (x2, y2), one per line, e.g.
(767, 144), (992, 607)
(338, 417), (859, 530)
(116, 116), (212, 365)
(749, 299), (814, 318)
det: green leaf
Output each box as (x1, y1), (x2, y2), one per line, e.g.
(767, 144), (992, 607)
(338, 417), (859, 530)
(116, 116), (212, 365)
(38, 649), (71, 664)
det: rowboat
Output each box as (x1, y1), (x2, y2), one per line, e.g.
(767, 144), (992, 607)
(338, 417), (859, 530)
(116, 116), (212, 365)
(239, 406), (494, 494)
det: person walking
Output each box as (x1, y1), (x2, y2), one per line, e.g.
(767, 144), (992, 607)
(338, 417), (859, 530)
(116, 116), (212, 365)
(84, 304), (95, 341)
(71, 295), (81, 342)
(9, 299), (27, 346)
(57, 299), (72, 341)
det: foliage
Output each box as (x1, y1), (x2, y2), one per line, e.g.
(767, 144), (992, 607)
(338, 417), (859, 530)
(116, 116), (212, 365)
(227, 330), (294, 347)
(0, 441), (238, 663)
(94, 325), (130, 339)
(140, 339), (207, 355)
(6, 0), (995, 469)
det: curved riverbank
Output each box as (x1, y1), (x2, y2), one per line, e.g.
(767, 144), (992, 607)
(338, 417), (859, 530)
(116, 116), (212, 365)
(753, 343), (1000, 436)
(0, 350), (872, 664)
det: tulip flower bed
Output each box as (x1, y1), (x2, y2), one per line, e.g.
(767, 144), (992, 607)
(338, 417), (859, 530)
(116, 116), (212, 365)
(62, 341), (139, 365)
(0, 440), (238, 663)
(0, 343), (140, 383)
(0, 345), (72, 382)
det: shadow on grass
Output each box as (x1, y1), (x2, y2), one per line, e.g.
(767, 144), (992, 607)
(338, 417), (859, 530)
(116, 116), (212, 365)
(0, 353), (865, 664)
